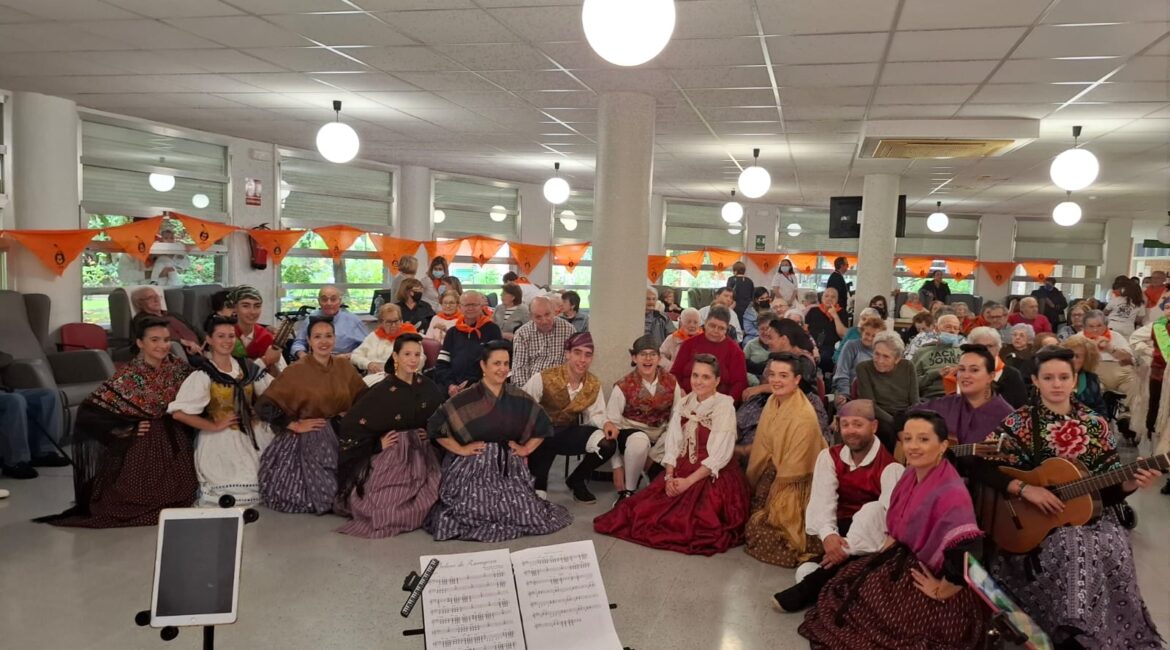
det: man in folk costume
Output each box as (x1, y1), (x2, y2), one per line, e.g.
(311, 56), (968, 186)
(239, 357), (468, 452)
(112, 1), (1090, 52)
(1131, 313), (1170, 493)
(771, 399), (904, 612)
(586, 335), (682, 504)
(229, 285), (285, 376)
(434, 291), (502, 396)
(744, 353), (828, 567)
(522, 332), (610, 503)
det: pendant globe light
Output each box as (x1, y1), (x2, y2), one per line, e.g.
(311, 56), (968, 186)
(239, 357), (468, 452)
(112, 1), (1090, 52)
(728, 225), (743, 236)
(191, 193), (210, 209)
(582, 0), (676, 67)
(787, 223), (802, 237)
(560, 210), (578, 231)
(1157, 211), (1170, 244)
(738, 148), (771, 199)
(1052, 193), (1082, 227)
(433, 209), (446, 224)
(926, 201), (949, 233)
(149, 156), (175, 192)
(721, 189), (744, 224)
(1050, 125), (1099, 192)
(543, 162), (570, 205)
(489, 205), (508, 222)
(316, 100), (360, 164)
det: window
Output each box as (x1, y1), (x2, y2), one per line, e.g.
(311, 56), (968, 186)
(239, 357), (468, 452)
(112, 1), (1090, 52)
(777, 207), (851, 293)
(1012, 220), (1105, 299)
(80, 120), (229, 326)
(278, 153), (394, 313)
(433, 175), (519, 294)
(891, 212), (978, 295)
(663, 200), (745, 306)
(551, 193), (592, 308)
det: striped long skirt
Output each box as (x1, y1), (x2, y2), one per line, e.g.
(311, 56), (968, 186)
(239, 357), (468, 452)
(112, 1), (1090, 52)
(334, 429), (441, 538)
(258, 423), (338, 514)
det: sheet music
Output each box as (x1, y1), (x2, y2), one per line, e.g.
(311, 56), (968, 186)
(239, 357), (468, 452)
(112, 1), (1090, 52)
(510, 540), (622, 650)
(420, 549), (525, 650)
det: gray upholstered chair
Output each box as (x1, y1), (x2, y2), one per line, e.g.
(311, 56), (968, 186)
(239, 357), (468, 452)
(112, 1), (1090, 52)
(0, 291), (115, 434)
(181, 283), (224, 335)
(686, 287), (717, 310)
(946, 293), (982, 313)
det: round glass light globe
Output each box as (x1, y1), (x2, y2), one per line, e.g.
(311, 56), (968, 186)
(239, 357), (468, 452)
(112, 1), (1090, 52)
(1049, 148), (1099, 192)
(1052, 200), (1082, 227)
(728, 226), (743, 235)
(191, 193), (210, 209)
(1159, 224), (1170, 244)
(787, 223), (802, 237)
(721, 200), (743, 224)
(433, 209), (446, 224)
(543, 176), (570, 205)
(926, 211), (949, 233)
(738, 165), (771, 198)
(489, 205), (508, 222)
(149, 173), (175, 192)
(561, 217), (578, 231)
(280, 179), (292, 201)
(316, 121), (359, 164)
(582, 0), (676, 67)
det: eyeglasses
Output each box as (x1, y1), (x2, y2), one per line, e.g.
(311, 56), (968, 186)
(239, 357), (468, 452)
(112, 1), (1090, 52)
(381, 319), (402, 325)
(636, 351), (659, 358)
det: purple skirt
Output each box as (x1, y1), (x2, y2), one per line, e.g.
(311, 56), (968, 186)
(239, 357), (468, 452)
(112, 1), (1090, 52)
(258, 423), (338, 514)
(335, 429), (441, 539)
(424, 442), (571, 542)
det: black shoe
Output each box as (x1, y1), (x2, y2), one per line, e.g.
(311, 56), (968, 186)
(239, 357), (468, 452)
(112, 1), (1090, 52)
(1, 462), (38, 480)
(31, 453), (70, 468)
(1161, 480), (1170, 496)
(568, 481), (597, 504)
(613, 490), (634, 506)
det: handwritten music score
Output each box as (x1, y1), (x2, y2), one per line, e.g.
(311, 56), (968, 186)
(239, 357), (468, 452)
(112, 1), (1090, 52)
(418, 541), (621, 650)
(420, 549), (525, 650)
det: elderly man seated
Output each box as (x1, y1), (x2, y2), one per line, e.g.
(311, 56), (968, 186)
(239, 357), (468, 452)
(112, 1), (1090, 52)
(511, 295), (577, 388)
(129, 286), (203, 357)
(698, 287), (743, 341)
(434, 290), (502, 395)
(1009, 296), (1053, 334)
(289, 285), (367, 361)
(644, 288), (676, 346)
(911, 313), (965, 398)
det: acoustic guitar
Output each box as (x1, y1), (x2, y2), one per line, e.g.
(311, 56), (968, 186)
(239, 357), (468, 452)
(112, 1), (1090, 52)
(986, 452), (1170, 554)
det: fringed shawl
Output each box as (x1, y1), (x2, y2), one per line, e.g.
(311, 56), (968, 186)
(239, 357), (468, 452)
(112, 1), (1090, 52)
(428, 381), (552, 445)
(886, 460), (981, 573)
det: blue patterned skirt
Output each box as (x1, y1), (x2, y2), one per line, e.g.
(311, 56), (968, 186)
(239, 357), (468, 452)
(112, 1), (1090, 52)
(258, 422), (338, 514)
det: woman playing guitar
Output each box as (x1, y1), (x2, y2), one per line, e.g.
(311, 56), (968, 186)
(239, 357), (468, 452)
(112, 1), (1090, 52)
(964, 346), (1163, 649)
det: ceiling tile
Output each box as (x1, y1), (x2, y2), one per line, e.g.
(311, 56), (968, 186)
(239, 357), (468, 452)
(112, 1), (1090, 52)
(783, 120), (863, 134)
(667, 65), (772, 89)
(1111, 56), (1170, 82)
(243, 47), (369, 72)
(867, 104), (963, 118)
(391, 71), (503, 91)
(888, 27), (1026, 61)
(757, 0), (899, 34)
(882, 60), (999, 84)
(897, 0), (1050, 29)
(1054, 102), (1170, 119)
(16, 74), (194, 94)
(0, 0), (139, 20)
(226, 72), (332, 92)
(226, 0), (353, 13)
(0, 5), (36, 23)
(485, 6), (583, 42)
(356, 91), (459, 111)
(683, 88), (777, 107)
(433, 43), (552, 71)
(80, 50), (210, 74)
(77, 19), (224, 50)
(211, 93), (316, 109)
(572, 69), (677, 94)
(656, 38), (765, 68)
(1042, 0), (1170, 25)
(436, 91), (533, 110)
(775, 63), (878, 86)
(0, 52), (122, 76)
(993, 58), (1122, 83)
(956, 103), (1056, 119)
(310, 72), (418, 92)
(263, 13), (415, 47)
(783, 105), (867, 120)
(872, 84), (978, 104)
(0, 23), (132, 51)
(103, 0), (245, 18)
(518, 90), (598, 109)
(673, 0), (759, 39)
(163, 16), (311, 47)
(1080, 81), (1170, 103)
(970, 83), (1083, 103)
(379, 9), (516, 44)
(781, 86), (872, 105)
(1014, 24), (1169, 59)
(768, 33), (888, 65)
(351, 46), (463, 72)
(480, 70), (585, 91)
(531, 41), (612, 70)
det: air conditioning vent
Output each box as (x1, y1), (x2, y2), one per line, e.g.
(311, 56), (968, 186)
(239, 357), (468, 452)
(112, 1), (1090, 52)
(867, 138), (1016, 159)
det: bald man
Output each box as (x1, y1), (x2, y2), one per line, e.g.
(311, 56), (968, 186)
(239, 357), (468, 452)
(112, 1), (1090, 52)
(290, 285), (367, 359)
(1008, 296), (1053, 334)
(511, 296), (576, 388)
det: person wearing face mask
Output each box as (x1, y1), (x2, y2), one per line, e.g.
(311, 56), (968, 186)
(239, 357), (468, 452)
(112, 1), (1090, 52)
(912, 314), (965, 398)
(394, 277), (437, 335)
(420, 256), (450, 311)
(742, 287), (773, 342)
(772, 258), (801, 305)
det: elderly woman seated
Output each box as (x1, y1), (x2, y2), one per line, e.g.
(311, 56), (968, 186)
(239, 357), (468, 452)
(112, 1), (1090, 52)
(832, 315), (885, 406)
(659, 307), (702, 368)
(1058, 300), (1089, 340)
(1060, 334), (1108, 416)
(963, 326), (1029, 409)
(1081, 309), (1138, 406)
(1001, 323), (1037, 381)
(854, 331), (918, 451)
(129, 286), (203, 357)
(351, 303), (419, 386)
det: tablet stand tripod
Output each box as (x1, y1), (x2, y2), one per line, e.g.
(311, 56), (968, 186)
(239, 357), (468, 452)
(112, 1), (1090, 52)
(132, 495), (259, 650)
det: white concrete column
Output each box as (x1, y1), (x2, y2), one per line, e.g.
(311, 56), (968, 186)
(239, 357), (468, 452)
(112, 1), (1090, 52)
(10, 91), (81, 334)
(974, 214), (1016, 301)
(398, 165), (432, 269)
(517, 181), (553, 287)
(590, 92), (655, 385)
(648, 193), (665, 255)
(1102, 216), (1133, 291)
(855, 174), (900, 310)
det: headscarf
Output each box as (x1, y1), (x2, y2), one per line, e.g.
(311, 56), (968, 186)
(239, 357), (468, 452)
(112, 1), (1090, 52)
(229, 285), (262, 304)
(564, 331), (593, 351)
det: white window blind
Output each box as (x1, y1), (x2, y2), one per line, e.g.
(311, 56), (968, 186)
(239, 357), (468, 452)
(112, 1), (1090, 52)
(433, 176), (519, 239)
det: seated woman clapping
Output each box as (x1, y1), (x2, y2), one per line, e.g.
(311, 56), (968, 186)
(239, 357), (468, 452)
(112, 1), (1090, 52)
(424, 341), (571, 542)
(335, 333), (444, 538)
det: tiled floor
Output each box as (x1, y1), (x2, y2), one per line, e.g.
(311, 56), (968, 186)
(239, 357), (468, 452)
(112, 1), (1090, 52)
(2, 458), (1168, 649)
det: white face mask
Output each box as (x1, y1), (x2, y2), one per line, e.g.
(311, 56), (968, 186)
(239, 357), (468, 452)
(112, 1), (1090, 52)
(780, 265), (792, 273)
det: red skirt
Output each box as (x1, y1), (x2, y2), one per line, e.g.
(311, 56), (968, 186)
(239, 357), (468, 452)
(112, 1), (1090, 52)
(594, 460), (749, 556)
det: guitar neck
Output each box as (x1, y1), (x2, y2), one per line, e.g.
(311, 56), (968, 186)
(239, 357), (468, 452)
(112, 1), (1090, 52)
(1055, 453), (1170, 499)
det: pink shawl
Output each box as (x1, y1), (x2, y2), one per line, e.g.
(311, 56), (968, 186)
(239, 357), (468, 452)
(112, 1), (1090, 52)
(885, 460), (981, 572)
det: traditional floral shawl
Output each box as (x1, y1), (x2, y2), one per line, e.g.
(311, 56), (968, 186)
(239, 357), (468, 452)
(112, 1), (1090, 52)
(428, 381), (552, 445)
(990, 400), (1120, 474)
(886, 460), (982, 573)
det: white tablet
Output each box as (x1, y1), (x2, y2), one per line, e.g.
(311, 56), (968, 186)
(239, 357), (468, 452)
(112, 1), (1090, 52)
(150, 508), (245, 628)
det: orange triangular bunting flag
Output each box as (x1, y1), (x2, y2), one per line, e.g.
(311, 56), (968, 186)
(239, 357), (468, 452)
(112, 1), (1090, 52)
(787, 253), (819, 275)
(900, 256), (936, 278)
(170, 212), (239, 251)
(105, 216), (164, 263)
(424, 238), (464, 263)
(4, 229), (96, 276)
(553, 243), (590, 273)
(981, 262), (1018, 286)
(313, 224), (366, 262)
(675, 250), (706, 278)
(946, 259), (977, 282)
(369, 235), (422, 275)
(248, 228), (306, 265)
(466, 236), (506, 267)
(647, 255), (672, 284)
(509, 242), (548, 276)
(746, 253), (782, 276)
(1020, 261), (1056, 283)
(707, 248), (741, 273)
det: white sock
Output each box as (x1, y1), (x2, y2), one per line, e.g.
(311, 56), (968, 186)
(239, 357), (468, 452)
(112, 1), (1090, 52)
(795, 562), (820, 584)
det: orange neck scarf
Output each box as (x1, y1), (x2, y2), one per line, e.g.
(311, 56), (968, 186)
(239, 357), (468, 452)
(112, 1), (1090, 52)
(816, 303), (839, 319)
(1083, 328), (1111, 341)
(455, 313), (493, 338)
(673, 328), (699, 340)
(374, 322), (418, 341)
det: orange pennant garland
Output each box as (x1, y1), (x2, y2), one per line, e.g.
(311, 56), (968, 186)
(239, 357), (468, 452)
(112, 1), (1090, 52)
(787, 253), (820, 275)
(369, 235), (422, 275)
(707, 248), (742, 273)
(466, 236), (506, 267)
(424, 238), (464, 263)
(3, 229), (96, 276)
(170, 212), (239, 251)
(675, 250), (706, 278)
(900, 256), (936, 278)
(746, 253), (783, 276)
(1020, 261), (1056, 283)
(946, 259), (978, 282)
(313, 224), (366, 261)
(105, 216), (164, 263)
(981, 262), (1019, 286)
(647, 255), (672, 283)
(247, 228), (306, 265)
(552, 243), (590, 273)
(509, 242), (549, 276)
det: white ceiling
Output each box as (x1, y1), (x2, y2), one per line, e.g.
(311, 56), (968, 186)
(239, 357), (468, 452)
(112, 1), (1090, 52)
(0, 0), (1167, 221)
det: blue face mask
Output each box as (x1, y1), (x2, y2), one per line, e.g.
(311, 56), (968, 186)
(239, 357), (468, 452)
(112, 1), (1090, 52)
(432, 270), (445, 279)
(939, 332), (962, 346)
